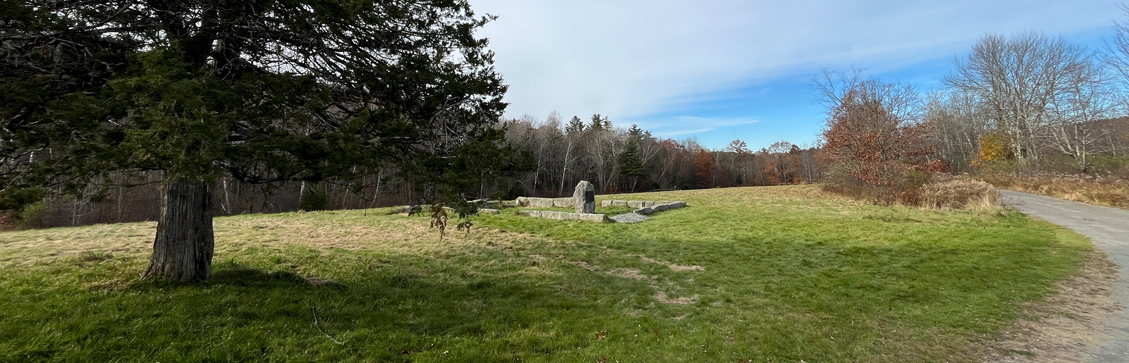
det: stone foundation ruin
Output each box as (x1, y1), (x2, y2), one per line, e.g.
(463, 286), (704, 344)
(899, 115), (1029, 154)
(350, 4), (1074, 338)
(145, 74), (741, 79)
(513, 181), (687, 223)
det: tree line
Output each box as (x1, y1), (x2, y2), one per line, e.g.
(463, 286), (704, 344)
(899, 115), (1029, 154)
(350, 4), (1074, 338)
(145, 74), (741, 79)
(12, 112), (823, 229)
(503, 113), (821, 197)
(817, 25), (1129, 203)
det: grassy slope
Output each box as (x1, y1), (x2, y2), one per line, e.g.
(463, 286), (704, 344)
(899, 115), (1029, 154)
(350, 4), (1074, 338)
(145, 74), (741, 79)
(0, 185), (1090, 362)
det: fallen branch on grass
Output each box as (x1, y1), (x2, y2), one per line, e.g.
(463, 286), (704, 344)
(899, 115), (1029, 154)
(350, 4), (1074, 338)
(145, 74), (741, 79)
(311, 307), (344, 345)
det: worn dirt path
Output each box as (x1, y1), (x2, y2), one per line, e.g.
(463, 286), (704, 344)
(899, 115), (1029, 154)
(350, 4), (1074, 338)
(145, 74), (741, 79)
(1001, 190), (1129, 362)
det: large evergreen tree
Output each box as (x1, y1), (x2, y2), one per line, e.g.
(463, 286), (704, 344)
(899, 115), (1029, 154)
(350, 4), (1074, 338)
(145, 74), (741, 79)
(618, 124), (647, 191)
(1, 0), (509, 281)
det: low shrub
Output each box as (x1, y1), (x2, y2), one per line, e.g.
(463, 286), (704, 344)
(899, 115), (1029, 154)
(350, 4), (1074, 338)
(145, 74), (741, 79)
(1089, 154), (1129, 176)
(820, 163), (929, 206)
(299, 187), (328, 211)
(17, 201), (47, 229)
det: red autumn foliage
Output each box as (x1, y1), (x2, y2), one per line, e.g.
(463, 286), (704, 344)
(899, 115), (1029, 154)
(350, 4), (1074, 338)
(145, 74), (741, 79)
(819, 76), (941, 203)
(694, 148), (718, 188)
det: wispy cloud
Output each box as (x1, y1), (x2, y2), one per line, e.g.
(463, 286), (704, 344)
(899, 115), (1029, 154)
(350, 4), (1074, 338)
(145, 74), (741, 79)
(647, 116), (760, 137)
(662, 128), (716, 137)
(470, 0), (1115, 144)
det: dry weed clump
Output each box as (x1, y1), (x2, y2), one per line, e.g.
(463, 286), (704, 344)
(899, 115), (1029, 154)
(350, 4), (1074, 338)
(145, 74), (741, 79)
(983, 172), (1129, 210)
(919, 175), (1001, 210)
(0, 210), (17, 231)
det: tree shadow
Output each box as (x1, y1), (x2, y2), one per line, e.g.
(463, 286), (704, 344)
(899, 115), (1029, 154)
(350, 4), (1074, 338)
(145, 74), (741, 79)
(126, 264), (342, 291)
(56, 253), (663, 361)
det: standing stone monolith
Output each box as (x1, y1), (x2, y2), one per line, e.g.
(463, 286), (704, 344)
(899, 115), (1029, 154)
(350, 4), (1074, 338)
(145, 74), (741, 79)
(573, 180), (596, 214)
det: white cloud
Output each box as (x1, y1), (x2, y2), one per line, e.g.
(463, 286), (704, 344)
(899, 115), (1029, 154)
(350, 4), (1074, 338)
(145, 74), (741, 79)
(661, 128), (716, 137)
(471, 0), (1116, 131)
(647, 116), (760, 136)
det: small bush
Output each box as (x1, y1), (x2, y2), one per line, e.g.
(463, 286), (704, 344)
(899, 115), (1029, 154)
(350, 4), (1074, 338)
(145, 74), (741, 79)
(17, 201), (48, 229)
(919, 175), (1001, 210)
(1090, 154), (1129, 176)
(820, 162), (931, 206)
(299, 187), (328, 211)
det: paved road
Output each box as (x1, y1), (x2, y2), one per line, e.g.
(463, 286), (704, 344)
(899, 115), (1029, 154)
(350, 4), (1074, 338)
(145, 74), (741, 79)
(1001, 190), (1129, 362)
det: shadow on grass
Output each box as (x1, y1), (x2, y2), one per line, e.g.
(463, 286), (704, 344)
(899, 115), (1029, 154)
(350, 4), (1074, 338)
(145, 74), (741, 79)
(126, 264), (328, 290)
(64, 255), (619, 362)
(0, 223), (1085, 362)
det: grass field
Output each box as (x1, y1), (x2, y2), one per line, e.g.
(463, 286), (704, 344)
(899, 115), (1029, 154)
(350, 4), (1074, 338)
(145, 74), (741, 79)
(0, 185), (1092, 362)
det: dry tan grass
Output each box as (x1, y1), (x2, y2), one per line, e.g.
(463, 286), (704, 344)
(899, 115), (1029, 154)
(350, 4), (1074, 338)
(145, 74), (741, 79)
(0, 222), (156, 267)
(639, 255), (705, 272)
(984, 172), (1129, 210)
(0, 209), (549, 269)
(606, 268), (650, 281)
(651, 290), (699, 305)
(920, 175), (1002, 210)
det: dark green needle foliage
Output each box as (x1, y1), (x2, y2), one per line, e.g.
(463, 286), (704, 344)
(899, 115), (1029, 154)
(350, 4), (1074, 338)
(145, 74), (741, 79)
(1, 0), (513, 280)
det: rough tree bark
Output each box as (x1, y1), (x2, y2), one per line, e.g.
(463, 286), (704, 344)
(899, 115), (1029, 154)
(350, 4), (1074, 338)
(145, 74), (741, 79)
(143, 178), (215, 281)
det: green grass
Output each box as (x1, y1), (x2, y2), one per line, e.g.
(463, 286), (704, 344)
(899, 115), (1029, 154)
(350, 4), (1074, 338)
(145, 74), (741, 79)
(0, 185), (1092, 362)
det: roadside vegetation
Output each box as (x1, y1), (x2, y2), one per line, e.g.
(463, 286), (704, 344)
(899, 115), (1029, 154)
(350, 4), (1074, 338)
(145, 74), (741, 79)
(982, 172), (1129, 210)
(0, 185), (1091, 362)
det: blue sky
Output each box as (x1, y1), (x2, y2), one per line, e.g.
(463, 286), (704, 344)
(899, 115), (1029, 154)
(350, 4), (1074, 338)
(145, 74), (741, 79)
(468, 1), (1120, 150)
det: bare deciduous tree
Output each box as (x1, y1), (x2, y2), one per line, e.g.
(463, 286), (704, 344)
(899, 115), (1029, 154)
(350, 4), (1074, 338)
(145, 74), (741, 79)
(945, 33), (1091, 163)
(925, 89), (991, 173)
(1105, 4), (1129, 106)
(1043, 60), (1119, 171)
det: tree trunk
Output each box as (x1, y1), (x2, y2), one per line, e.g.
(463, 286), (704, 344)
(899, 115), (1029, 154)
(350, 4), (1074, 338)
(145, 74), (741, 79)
(143, 177), (215, 281)
(221, 175), (232, 215)
(369, 169), (383, 209)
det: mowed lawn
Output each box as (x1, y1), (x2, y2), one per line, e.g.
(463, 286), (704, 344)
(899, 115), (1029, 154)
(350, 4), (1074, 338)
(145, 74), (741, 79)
(0, 185), (1091, 362)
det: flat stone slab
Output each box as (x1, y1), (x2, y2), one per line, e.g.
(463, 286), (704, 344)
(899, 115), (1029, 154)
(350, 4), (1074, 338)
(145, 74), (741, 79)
(602, 199), (685, 210)
(469, 199), (503, 209)
(517, 210), (607, 223)
(609, 200), (687, 222)
(610, 213), (649, 223)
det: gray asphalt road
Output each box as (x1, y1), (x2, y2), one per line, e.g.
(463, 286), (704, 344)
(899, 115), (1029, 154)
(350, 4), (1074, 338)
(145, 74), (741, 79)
(1001, 190), (1129, 362)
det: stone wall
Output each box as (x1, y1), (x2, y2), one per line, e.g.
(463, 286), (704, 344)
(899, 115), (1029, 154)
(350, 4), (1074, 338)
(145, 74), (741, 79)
(600, 200), (687, 215)
(629, 201), (686, 215)
(600, 200), (675, 208)
(515, 210), (608, 223)
(513, 197), (686, 224)
(515, 197), (574, 209)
